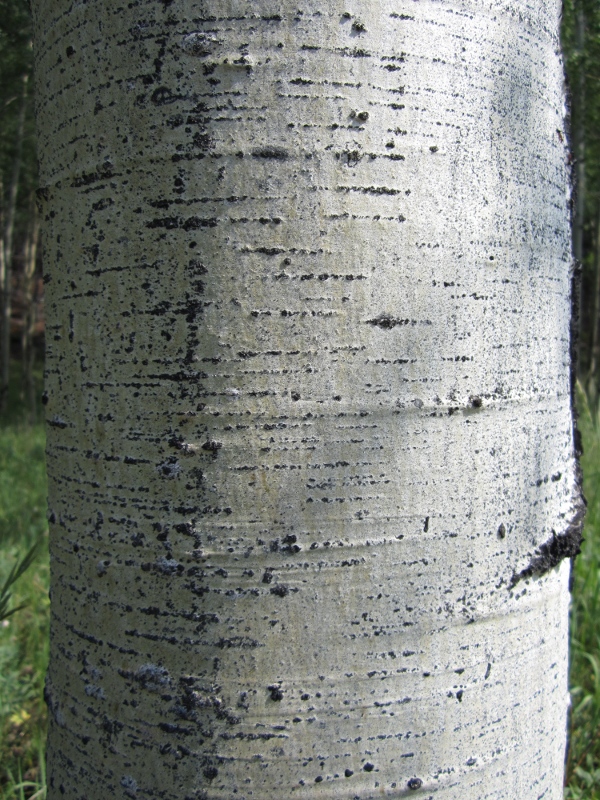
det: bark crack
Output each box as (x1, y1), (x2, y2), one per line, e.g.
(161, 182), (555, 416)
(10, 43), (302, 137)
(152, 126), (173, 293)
(509, 487), (585, 588)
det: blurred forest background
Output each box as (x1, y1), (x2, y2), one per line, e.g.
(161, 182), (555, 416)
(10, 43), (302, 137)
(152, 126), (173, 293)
(1, 0), (600, 797)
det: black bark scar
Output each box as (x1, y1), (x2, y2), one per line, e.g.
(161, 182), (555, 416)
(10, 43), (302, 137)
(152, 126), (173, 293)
(510, 497), (585, 588)
(366, 315), (405, 329)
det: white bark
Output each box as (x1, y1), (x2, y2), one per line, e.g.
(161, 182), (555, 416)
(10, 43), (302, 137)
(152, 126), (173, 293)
(33, 1), (581, 798)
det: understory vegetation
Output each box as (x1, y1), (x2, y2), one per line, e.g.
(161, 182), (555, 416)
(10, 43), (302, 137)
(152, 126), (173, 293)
(565, 386), (600, 799)
(0, 362), (47, 800)
(0, 370), (599, 798)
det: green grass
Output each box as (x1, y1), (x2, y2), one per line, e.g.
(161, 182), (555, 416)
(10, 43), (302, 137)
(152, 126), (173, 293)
(0, 362), (48, 800)
(1, 366), (600, 798)
(565, 385), (600, 799)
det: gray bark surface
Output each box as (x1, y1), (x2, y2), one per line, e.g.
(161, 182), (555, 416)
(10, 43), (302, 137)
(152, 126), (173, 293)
(33, 1), (580, 797)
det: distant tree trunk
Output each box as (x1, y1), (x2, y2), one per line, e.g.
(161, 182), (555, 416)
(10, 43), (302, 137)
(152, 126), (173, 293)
(21, 191), (39, 421)
(0, 72), (28, 412)
(573, 3), (586, 266)
(33, 2), (583, 799)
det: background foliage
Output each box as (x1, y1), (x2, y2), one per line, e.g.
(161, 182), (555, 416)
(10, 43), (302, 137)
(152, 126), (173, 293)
(1, 0), (600, 797)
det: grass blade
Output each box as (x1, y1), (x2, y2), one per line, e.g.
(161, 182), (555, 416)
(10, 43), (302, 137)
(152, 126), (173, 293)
(0, 542), (39, 623)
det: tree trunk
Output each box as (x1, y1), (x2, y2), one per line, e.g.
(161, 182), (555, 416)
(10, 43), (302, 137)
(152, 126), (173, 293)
(572, 2), (586, 273)
(0, 71), (29, 412)
(21, 191), (40, 421)
(33, 2), (582, 798)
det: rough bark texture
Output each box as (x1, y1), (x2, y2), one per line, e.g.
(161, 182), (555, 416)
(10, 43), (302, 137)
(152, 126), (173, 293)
(572, 3), (585, 268)
(34, 1), (580, 798)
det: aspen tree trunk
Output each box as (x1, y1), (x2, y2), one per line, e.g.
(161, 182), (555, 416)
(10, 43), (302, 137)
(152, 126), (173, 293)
(572, 2), (586, 272)
(33, 1), (582, 798)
